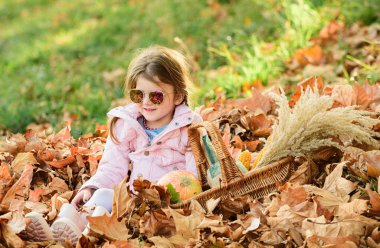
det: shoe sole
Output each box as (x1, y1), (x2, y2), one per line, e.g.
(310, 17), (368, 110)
(51, 217), (82, 245)
(23, 212), (54, 241)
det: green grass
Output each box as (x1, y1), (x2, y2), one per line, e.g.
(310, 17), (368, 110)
(0, 0), (379, 136)
(196, 0), (380, 103)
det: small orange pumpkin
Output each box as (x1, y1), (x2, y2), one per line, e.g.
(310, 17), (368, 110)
(157, 170), (202, 201)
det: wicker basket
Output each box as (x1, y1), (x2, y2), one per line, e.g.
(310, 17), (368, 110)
(171, 121), (295, 209)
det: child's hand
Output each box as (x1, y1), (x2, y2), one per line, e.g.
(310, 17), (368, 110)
(71, 188), (96, 209)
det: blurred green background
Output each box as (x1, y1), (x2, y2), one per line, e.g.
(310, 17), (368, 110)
(1, 0), (379, 136)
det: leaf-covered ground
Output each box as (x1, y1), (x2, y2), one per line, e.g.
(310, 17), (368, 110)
(1, 21), (380, 248)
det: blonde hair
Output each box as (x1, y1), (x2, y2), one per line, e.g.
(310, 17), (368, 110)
(110, 45), (192, 143)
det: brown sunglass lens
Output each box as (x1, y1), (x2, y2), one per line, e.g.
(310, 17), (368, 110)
(130, 90), (143, 103)
(149, 91), (164, 104)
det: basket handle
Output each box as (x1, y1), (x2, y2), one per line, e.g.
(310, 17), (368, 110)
(188, 121), (244, 187)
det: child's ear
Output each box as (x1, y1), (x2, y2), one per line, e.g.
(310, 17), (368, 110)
(174, 93), (184, 105)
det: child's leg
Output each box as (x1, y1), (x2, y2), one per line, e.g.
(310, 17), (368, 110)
(50, 188), (113, 245)
(80, 188), (114, 226)
(51, 203), (84, 244)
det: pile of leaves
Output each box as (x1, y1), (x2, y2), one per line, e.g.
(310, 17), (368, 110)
(0, 79), (380, 247)
(278, 20), (380, 87)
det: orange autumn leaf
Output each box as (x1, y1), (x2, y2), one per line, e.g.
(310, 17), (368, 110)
(231, 135), (244, 149)
(0, 163), (34, 211)
(331, 84), (355, 107)
(94, 123), (109, 138)
(244, 140), (260, 152)
(51, 120), (72, 143)
(11, 152), (38, 177)
(290, 76), (324, 106)
(363, 151), (380, 178)
(28, 188), (44, 202)
(293, 45), (323, 67)
(366, 187), (380, 211)
(0, 162), (12, 181)
(319, 21), (342, 42)
(48, 155), (76, 169)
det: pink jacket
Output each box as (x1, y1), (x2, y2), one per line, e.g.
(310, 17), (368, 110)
(80, 103), (202, 191)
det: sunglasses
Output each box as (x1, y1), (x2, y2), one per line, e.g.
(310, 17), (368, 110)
(129, 89), (166, 105)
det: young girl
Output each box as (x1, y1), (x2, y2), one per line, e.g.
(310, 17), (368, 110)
(24, 45), (202, 245)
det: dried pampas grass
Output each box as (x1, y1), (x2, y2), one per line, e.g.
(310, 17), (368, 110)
(256, 87), (380, 168)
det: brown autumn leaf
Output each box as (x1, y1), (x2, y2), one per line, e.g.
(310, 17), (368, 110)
(48, 177), (69, 194)
(279, 185), (308, 207)
(24, 136), (45, 153)
(0, 134), (26, 155)
(0, 162), (13, 203)
(289, 161), (313, 185)
(225, 88), (272, 115)
(361, 82), (380, 109)
(290, 76), (324, 106)
(336, 199), (368, 219)
(0, 163), (34, 212)
(319, 21), (342, 42)
(332, 84), (355, 107)
(50, 121), (72, 144)
(140, 209), (176, 237)
(148, 236), (175, 248)
(323, 162), (357, 197)
(363, 150), (380, 178)
(169, 200), (205, 239)
(302, 215), (379, 243)
(366, 186), (380, 212)
(86, 177), (132, 241)
(307, 235), (358, 247)
(0, 222), (25, 248)
(293, 45), (323, 67)
(231, 135), (244, 149)
(94, 123), (109, 138)
(28, 188), (44, 202)
(10, 152), (38, 177)
(102, 240), (132, 248)
(259, 229), (284, 245)
(48, 155), (76, 169)
(87, 212), (131, 241)
(353, 83), (373, 110)
(244, 140), (260, 152)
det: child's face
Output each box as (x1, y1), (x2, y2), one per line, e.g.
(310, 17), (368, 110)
(134, 75), (183, 128)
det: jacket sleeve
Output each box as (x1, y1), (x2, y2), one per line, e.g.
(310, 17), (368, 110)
(79, 118), (134, 191)
(184, 113), (203, 178)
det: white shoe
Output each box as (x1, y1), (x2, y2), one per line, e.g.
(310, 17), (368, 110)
(23, 212), (54, 241)
(51, 217), (82, 245)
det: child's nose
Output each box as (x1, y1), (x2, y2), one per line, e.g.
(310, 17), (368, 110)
(142, 94), (152, 104)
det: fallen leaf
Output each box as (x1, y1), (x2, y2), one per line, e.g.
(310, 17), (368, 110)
(323, 162), (357, 196)
(11, 152), (38, 177)
(149, 236), (175, 248)
(0, 222), (25, 248)
(280, 185), (308, 207)
(363, 150), (380, 178)
(332, 84), (355, 107)
(48, 155), (76, 169)
(49, 177), (69, 194)
(243, 217), (260, 234)
(206, 197), (221, 214)
(293, 45), (323, 67)
(169, 200), (205, 239)
(336, 199), (368, 219)
(366, 186), (380, 211)
(0, 163), (34, 211)
(140, 209), (176, 237)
